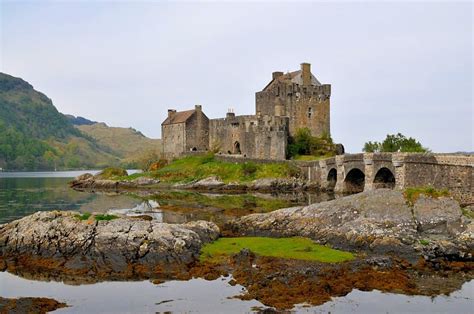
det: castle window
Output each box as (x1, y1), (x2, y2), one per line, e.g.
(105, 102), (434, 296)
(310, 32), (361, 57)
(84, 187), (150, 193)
(308, 107), (312, 118)
(276, 86), (280, 96)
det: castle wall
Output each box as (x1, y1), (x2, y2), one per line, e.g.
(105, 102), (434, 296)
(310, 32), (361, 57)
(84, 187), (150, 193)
(185, 110), (209, 152)
(255, 82), (331, 137)
(209, 114), (289, 160)
(162, 123), (186, 158)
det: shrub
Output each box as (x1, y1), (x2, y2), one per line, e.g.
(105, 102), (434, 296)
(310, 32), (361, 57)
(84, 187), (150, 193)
(95, 167), (128, 179)
(148, 159), (168, 171)
(242, 162), (257, 176)
(287, 128), (336, 159)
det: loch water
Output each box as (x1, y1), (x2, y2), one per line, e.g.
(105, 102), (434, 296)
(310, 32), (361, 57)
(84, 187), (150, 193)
(0, 171), (472, 313)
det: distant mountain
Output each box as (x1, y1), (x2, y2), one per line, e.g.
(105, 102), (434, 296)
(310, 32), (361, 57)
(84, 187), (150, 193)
(65, 114), (98, 126)
(77, 123), (161, 164)
(0, 73), (159, 171)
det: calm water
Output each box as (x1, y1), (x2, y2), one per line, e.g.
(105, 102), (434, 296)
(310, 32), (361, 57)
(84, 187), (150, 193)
(0, 172), (473, 313)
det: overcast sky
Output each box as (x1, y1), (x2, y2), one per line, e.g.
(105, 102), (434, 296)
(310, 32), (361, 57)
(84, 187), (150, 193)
(1, 1), (472, 152)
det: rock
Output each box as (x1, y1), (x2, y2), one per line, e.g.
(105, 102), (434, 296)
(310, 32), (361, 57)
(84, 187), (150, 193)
(413, 195), (464, 235)
(226, 189), (473, 260)
(250, 178), (306, 191)
(132, 177), (160, 185)
(0, 296), (67, 313)
(190, 176), (225, 189)
(0, 211), (220, 280)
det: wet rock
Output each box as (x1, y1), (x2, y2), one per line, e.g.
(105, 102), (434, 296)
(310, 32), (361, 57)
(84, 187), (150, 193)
(189, 176), (225, 189)
(250, 178), (306, 192)
(413, 195), (464, 235)
(132, 177), (160, 185)
(0, 296), (67, 314)
(0, 211), (220, 279)
(227, 190), (473, 260)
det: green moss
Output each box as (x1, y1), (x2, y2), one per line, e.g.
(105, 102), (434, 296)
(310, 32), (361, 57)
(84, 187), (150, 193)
(74, 212), (92, 221)
(404, 186), (450, 206)
(138, 154), (299, 184)
(200, 237), (354, 263)
(94, 214), (118, 221)
(293, 153), (334, 161)
(419, 239), (430, 246)
(461, 207), (474, 219)
(95, 167), (128, 180)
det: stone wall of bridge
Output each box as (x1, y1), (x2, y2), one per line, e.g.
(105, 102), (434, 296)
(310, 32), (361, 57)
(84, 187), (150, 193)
(213, 153), (473, 202)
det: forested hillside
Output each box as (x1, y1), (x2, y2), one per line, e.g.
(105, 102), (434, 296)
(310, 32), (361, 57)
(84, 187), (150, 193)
(0, 73), (120, 170)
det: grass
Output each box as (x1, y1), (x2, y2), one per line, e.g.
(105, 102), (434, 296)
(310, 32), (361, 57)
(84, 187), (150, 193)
(74, 212), (118, 221)
(129, 154), (299, 184)
(94, 214), (118, 221)
(74, 212), (92, 221)
(461, 207), (474, 219)
(200, 237), (354, 263)
(95, 167), (128, 180)
(293, 153), (334, 161)
(404, 186), (450, 206)
(149, 191), (292, 212)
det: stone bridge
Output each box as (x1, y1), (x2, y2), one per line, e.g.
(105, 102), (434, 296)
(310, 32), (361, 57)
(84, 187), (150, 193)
(214, 153), (473, 202)
(298, 153), (473, 202)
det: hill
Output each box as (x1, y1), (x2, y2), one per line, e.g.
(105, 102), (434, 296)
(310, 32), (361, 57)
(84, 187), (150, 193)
(65, 114), (97, 126)
(0, 73), (122, 170)
(77, 123), (161, 164)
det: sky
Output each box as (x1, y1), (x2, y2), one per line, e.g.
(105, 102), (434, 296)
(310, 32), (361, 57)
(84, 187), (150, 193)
(0, 0), (472, 153)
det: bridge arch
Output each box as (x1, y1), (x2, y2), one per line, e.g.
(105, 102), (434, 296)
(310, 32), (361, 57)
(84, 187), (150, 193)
(344, 168), (365, 193)
(327, 168), (337, 190)
(373, 167), (395, 189)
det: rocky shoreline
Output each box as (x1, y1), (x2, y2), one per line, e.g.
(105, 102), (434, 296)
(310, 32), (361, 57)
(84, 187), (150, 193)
(1, 189), (473, 310)
(225, 189), (473, 263)
(0, 211), (219, 282)
(69, 173), (314, 193)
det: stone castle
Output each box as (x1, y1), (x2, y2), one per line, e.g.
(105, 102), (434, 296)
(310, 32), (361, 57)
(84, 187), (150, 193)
(161, 63), (331, 160)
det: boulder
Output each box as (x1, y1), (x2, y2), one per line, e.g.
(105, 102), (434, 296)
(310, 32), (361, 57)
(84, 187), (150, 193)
(413, 195), (464, 235)
(132, 177), (160, 185)
(190, 176), (225, 189)
(0, 211), (220, 279)
(226, 189), (472, 260)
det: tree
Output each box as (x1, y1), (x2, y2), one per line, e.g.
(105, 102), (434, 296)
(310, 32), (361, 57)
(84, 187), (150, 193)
(362, 133), (429, 153)
(288, 128), (337, 158)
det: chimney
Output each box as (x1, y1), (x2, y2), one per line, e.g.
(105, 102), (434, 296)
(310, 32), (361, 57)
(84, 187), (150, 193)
(195, 105), (202, 112)
(226, 108), (235, 119)
(301, 63), (311, 86)
(272, 71), (283, 80)
(167, 109), (176, 118)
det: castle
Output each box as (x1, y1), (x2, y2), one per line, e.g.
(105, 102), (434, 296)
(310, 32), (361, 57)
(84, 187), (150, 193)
(161, 63), (331, 160)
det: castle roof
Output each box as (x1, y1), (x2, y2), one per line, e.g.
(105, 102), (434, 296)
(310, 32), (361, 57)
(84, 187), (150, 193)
(262, 70), (321, 91)
(162, 109), (195, 125)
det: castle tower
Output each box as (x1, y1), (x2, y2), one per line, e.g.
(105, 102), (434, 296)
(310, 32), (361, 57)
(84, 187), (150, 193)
(255, 62), (331, 138)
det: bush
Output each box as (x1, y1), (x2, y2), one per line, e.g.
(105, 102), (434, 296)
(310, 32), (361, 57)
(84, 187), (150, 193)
(287, 128), (336, 159)
(242, 162), (257, 176)
(148, 159), (168, 171)
(95, 167), (128, 179)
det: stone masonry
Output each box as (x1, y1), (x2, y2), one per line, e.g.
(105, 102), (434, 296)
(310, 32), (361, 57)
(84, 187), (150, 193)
(161, 63), (331, 159)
